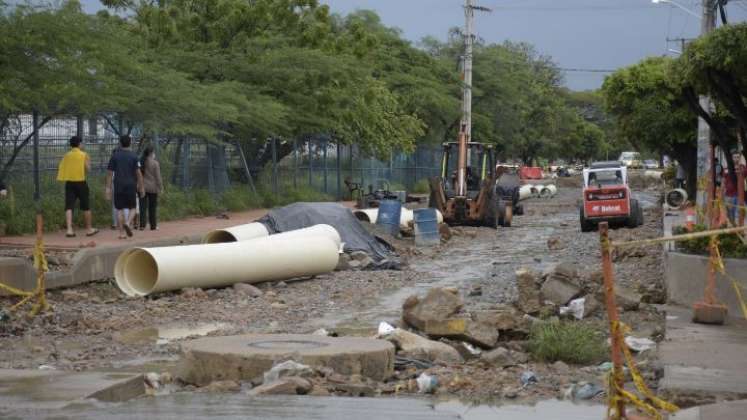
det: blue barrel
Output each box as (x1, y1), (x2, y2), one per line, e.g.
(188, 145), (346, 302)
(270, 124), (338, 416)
(413, 208), (441, 246)
(376, 199), (402, 236)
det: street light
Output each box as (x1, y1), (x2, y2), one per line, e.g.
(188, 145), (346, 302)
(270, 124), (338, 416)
(651, 0), (701, 19)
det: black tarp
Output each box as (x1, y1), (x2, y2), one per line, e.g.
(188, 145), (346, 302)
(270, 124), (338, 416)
(257, 202), (400, 269)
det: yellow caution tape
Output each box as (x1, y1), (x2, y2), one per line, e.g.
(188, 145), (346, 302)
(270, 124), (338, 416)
(607, 322), (679, 420)
(0, 237), (50, 316)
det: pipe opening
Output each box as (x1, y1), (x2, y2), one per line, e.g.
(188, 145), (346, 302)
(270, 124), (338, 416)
(354, 211), (373, 223)
(203, 230), (238, 244)
(124, 249), (159, 296)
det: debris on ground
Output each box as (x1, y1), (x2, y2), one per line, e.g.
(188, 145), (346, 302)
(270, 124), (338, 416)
(624, 336), (656, 353)
(416, 373), (438, 394)
(384, 327), (463, 364)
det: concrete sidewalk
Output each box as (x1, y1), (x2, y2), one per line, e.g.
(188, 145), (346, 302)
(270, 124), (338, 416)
(658, 305), (747, 406)
(672, 399), (747, 420)
(0, 209), (269, 250)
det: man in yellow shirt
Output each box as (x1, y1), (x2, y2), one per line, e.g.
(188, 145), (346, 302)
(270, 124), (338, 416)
(57, 136), (98, 237)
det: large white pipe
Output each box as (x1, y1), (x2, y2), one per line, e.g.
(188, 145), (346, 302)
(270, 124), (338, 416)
(204, 224), (341, 248)
(353, 208), (443, 227)
(202, 222), (268, 244)
(540, 184), (557, 198)
(115, 237), (340, 297)
(518, 185), (533, 201)
(666, 188), (688, 208)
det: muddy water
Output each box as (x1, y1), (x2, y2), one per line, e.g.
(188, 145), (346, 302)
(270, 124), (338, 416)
(114, 322), (230, 346)
(436, 399), (605, 419)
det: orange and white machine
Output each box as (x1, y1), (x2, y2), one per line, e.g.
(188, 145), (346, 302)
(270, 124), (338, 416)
(580, 161), (643, 232)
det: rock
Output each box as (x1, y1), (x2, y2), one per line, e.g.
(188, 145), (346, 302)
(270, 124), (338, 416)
(181, 288), (208, 299)
(159, 372), (173, 384)
(270, 302), (288, 310)
(515, 269), (542, 315)
(547, 237), (565, 251)
(468, 286), (482, 297)
(347, 260), (361, 270)
(202, 380), (241, 392)
(438, 224), (452, 241)
(276, 281), (288, 288)
(233, 283), (263, 298)
(248, 377), (310, 396)
(332, 383), (376, 397)
(402, 288), (463, 331)
(263, 360), (314, 383)
(541, 276), (582, 306)
(308, 386), (330, 396)
(144, 372), (160, 389)
(472, 306), (524, 331)
(386, 328), (463, 364)
(596, 286), (641, 311)
(481, 347), (528, 367)
(553, 263), (579, 281)
(336, 253), (352, 271)
(358, 256), (374, 270)
(423, 318), (498, 349)
(552, 361), (570, 374)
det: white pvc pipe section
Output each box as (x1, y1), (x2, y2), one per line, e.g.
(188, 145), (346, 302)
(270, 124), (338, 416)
(115, 237), (340, 297)
(540, 184), (557, 198)
(204, 224), (341, 249)
(518, 185), (533, 201)
(666, 188), (688, 208)
(202, 222), (268, 244)
(353, 208), (443, 227)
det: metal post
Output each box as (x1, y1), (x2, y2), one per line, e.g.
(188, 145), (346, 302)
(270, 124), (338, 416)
(695, 0), (718, 217)
(293, 138), (298, 190)
(599, 222), (625, 419)
(308, 138), (313, 187)
(206, 141), (215, 194)
(336, 141), (342, 201)
(235, 141), (257, 194)
(76, 115), (84, 138)
(271, 137), (278, 195)
(323, 139), (328, 194)
(32, 110), (41, 209)
(462, 0), (474, 141)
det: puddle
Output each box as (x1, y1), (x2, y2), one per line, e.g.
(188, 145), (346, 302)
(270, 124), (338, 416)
(436, 399), (606, 420)
(115, 322), (230, 346)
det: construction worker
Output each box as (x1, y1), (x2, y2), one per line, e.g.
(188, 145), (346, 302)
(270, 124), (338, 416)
(57, 136), (99, 238)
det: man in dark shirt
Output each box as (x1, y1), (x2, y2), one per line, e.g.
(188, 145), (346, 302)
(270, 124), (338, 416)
(106, 135), (144, 239)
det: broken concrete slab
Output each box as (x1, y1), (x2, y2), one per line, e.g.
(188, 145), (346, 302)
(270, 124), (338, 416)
(0, 369), (145, 410)
(423, 318), (498, 349)
(540, 276), (581, 306)
(177, 334), (395, 386)
(472, 306), (525, 331)
(481, 347), (528, 368)
(385, 328), (463, 364)
(515, 269), (542, 314)
(596, 286), (641, 312)
(402, 288), (463, 331)
(247, 377), (311, 396)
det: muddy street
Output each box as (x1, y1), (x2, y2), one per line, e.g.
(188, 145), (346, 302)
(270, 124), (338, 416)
(0, 183), (667, 415)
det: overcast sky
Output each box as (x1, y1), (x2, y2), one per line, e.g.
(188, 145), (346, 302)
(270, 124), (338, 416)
(73, 0), (747, 91)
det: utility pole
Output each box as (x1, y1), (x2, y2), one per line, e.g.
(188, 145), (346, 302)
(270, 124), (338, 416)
(460, 0), (491, 141)
(695, 0), (717, 213)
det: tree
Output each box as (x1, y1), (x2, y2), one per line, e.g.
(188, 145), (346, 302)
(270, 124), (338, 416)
(673, 23), (747, 186)
(602, 57), (698, 197)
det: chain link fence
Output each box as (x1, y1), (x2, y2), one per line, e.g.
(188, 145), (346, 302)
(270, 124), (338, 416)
(1, 114), (442, 201)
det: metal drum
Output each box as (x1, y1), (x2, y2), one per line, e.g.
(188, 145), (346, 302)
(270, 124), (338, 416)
(413, 208), (440, 246)
(376, 199), (402, 236)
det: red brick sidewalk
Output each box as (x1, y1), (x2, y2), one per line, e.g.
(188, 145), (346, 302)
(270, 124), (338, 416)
(0, 209), (270, 250)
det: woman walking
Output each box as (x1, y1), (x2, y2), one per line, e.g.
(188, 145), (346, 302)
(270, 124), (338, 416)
(139, 146), (163, 230)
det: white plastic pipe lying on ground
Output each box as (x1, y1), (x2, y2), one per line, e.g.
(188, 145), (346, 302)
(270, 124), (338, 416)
(115, 237), (340, 297)
(518, 185), (534, 201)
(540, 184), (557, 198)
(204, 223), (341, 248)
(353, 208), (443, 227)
(202, 222), (268, 244)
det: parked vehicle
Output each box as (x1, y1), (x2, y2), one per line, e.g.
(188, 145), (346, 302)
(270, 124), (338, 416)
(618, 151), (642, 169)
(643, 159), (659, 170)
(580, 161), (643, 232)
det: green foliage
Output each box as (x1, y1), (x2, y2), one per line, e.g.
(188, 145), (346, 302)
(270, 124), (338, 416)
(528, 320), (608, 365)
(674, 224), (747, 259)
(412, 179), (430, 194)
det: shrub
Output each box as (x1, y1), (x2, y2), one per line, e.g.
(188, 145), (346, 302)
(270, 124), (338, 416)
(675, 224), (747, 259)
(528, 320), (608, 365)
(412, 179), (430, 194)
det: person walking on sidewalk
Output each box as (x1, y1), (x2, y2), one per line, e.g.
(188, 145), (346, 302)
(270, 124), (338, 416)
(106, 135), (144, 239)
(139, 146), (163, 230)
(57, 136), (99, 238)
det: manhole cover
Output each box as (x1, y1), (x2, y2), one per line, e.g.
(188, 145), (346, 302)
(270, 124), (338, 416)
(247, 340), (330, 350)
